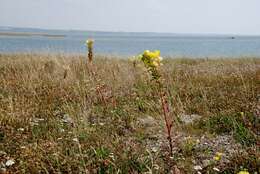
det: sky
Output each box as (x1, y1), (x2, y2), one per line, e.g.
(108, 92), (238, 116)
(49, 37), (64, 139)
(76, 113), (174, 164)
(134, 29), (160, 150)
(1, 0), (260, 35)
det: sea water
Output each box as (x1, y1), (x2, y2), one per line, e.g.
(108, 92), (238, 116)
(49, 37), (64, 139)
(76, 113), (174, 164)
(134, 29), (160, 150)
(0, 27), (260, 57)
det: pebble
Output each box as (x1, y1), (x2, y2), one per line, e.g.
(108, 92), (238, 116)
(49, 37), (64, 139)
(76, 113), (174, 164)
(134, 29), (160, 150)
(5, 159), (15, 167)
(194, 165), (202, 171)
(213, 167), (220, 172)
(17, 128), (24, 131)
(99, 122), (105, 126)
(72, 138), (79, 142)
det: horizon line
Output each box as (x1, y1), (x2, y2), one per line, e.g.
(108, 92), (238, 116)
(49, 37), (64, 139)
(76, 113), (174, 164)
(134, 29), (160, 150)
(1, 25), (260, 37)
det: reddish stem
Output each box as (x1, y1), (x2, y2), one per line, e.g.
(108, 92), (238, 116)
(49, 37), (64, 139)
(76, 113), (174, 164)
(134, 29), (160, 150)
(159, 89), (173, 157)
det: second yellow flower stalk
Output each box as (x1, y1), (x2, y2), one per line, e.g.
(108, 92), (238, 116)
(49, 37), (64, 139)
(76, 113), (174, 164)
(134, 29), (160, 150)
(86, 39), (94, 63)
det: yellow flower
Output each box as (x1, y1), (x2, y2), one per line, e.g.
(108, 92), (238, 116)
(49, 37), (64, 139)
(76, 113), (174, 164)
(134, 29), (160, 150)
(143, 50), (151, 57)
(143, 50), (160, 59)
(137, 50), (163, 80)
(152, 61), (159, 67)
(213, 156), (220, 161)
(139, 50), (162, 68)
(213, 152), (223, 161)
(237, 171), (249, 174)
(86, 39), (94, 47)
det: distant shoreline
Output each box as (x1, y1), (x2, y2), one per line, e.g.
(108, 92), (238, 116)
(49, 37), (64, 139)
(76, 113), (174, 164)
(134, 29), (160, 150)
(0, 32), (66, 38)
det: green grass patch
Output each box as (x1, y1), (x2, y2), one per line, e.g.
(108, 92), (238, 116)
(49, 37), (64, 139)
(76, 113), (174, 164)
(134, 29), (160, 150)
(195, 112), (258, 146)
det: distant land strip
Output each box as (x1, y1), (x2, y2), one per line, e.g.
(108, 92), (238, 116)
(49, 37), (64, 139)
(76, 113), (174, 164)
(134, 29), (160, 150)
(0, 32), (66, 38)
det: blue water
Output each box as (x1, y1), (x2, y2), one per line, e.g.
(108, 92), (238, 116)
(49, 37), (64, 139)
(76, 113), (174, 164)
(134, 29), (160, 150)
(1, 27), (260, 57)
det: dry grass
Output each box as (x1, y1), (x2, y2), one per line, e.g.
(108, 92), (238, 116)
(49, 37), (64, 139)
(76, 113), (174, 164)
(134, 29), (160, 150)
(0, 54), (259, 173)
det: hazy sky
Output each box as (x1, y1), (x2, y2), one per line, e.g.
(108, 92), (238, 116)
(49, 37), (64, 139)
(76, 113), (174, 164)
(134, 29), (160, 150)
(1, 0), (260, 35)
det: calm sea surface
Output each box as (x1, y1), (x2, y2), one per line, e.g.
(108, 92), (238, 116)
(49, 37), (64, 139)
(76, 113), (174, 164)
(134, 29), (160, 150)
(1, 27), (260, 57)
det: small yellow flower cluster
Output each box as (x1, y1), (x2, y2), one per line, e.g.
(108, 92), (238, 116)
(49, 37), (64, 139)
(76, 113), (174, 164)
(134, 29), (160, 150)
(213, 152), (223, 161)
(138, 50), (163, 68)
(237, 170), (249, 174)
(86, 39), (94, 48)
(134, 50), (164, 80)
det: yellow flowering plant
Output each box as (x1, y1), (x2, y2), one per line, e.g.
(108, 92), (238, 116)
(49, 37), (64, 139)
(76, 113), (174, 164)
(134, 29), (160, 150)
(86, 39), (94, 63)
(86, 39), (94, 47)
(213, 152), (223, 161)
(138, 50), (163, 80)
(85, 39), (110, 108)
(137, 50), (174, 158)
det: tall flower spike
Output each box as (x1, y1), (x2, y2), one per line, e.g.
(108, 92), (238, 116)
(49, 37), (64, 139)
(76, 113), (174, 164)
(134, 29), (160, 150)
(86, 39), (94, 63)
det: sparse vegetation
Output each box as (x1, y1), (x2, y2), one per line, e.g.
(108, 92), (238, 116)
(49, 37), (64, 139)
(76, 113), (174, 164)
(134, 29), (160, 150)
(195, 112), (258, 146)
(0, 53), (259, 173)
